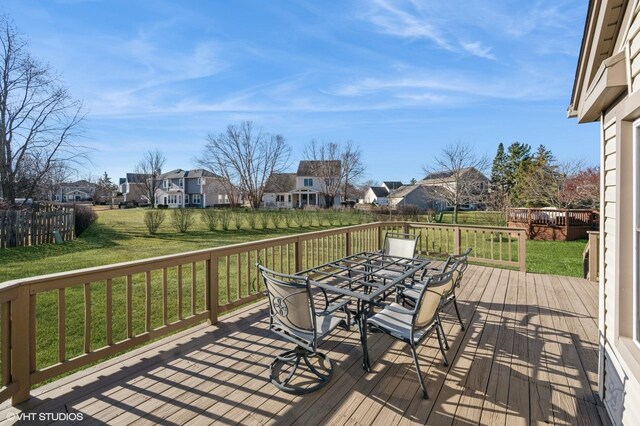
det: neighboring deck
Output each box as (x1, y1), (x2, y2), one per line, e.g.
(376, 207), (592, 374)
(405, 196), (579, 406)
(2, 265), (608, 425)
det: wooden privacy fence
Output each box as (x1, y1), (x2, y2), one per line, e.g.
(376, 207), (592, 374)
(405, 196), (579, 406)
(0, 221), (526, 405)
(0, 207), (75, 248)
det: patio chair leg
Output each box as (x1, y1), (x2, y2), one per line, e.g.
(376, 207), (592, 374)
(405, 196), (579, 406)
(437, 320), (450, 350)
(409, 342), (428, 399)
(453, 297), (465, 331)
(270, 346), (332, 395)
(435, 325), (449, 367)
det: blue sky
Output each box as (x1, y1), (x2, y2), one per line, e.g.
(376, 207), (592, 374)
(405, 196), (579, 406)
(4, 0), (598, 184)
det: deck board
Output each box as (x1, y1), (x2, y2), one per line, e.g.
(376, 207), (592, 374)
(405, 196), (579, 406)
(0, 265), (609, 425)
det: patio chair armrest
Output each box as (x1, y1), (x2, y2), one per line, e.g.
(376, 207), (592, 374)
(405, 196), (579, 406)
(385, 303), (415, 315)
(317, 299), (351, 316)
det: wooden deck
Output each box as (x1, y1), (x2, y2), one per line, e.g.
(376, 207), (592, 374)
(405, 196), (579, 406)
(1, 265), (609, 425)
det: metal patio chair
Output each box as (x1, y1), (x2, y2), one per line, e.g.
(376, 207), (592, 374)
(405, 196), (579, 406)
(375, 232), (421, 286)
(367, 270), (455, 399)
(399, 248), (472, 331)
(258, 264), (350, 394)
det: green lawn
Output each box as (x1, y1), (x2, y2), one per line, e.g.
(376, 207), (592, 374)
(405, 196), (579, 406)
(526, 239), (587, 277)
(0, 207), (588, 282)
(0, 209), (366, 282)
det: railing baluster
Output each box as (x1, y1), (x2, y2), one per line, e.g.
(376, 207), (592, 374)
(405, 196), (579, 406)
(236, 254), (241, 298)
(145, 272), (151, 332)
(126, 275), (133, 338)
(162, 269), (168, 326)
(177, 266), (183, 320)
(84, 283), (91, 353)
(58, 289), (65, 362)
(106, 279), (113, 346)
(191, 262), (197, 315)
(226, 256), (231, 303)
(499, 233), (503, 261)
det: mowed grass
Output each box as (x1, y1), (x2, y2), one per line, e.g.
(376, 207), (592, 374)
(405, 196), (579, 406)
(0, 208), (367, 282)
(526, 239), (587, 277)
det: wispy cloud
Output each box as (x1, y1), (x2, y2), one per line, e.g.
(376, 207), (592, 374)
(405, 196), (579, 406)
(460, 41), (495, 60)
(365, 0), (452, 49)
(361, 0), (495, 59)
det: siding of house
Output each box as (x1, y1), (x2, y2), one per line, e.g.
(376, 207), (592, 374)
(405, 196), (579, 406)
(629, 2), (640, 91)
(571, 3), (640, 424)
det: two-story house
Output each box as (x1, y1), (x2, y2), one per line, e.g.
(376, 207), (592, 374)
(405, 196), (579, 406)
(118, 173), (151, 204)
(155, 169), (235, 208)
(50, 180), (97, 202)
(262, 160), (343, 208)
(389, 168), (489, 211)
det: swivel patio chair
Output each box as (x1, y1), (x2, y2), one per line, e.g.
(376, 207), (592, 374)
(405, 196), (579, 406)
(367, 270), (455, 399)
(258, 264), (350, 395)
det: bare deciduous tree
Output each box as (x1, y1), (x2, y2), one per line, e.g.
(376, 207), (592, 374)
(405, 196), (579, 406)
(303, 140), (366, 207)
(517, 160), (599, 209)
(0, 16), (86, 205)
(423, 142), (489, 223)
(303, 140), (342, 207)
(197, 121), (291, 208)
(134, 149), (165, 208)
(341, 141), (365, 202)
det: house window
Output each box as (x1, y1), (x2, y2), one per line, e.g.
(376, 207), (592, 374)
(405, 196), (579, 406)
(168, 194), (177, 204)
(192, 194), (201, 204)
(163, 180), (169, 189)
(179, 179), (184, 188)
(304, 178), (313, 187)
(197, 178), (201, 185)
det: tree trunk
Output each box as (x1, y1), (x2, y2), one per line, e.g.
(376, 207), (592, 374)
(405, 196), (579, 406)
(453, 205), (459, 224)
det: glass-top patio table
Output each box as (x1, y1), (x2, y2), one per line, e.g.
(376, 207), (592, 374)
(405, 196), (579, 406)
(297, 251), (430, 372)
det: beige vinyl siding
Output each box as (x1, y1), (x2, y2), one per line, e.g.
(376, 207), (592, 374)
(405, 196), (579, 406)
(603, 121), (616, 348)
(630, 2), (640, 91)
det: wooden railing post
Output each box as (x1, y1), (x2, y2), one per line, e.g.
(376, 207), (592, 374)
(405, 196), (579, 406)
(208, 254), (219, 325)
(453, 226), (461, 255)
(377, 224), (383, 251)
(518, 230), (526, 272)
(587, 231), (599, 283)
(12, 285), (31, 404)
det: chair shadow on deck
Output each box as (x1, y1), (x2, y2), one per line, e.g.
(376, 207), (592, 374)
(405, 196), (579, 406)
(314, 296), (608, 426)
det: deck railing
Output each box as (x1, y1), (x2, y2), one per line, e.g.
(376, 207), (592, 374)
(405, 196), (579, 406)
(0, 221), (526, 405)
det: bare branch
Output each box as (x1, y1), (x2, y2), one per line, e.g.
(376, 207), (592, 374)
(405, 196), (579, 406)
(196, 121), (291, 208)
(0, 15), (87, 204)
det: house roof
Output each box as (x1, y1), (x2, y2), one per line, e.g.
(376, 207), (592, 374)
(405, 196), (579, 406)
(159, 169), (218, 179)
(422, 167), (486, 183)
(125, 173), (150, 183)
(389, 184), (438, 199)
(369, 186), (389, 197)
(263, 173), (297, 193)
(296, 160), (341, 176)
(568, 0), (628, 121)
(382, 181), (403, 190)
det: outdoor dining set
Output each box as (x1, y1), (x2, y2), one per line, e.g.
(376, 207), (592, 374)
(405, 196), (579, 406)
(257, 233), (471, 399)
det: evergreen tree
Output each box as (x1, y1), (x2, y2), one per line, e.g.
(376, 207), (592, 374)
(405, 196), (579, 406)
(505, 142), (532, 205)
(490, 143), (507, 190)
